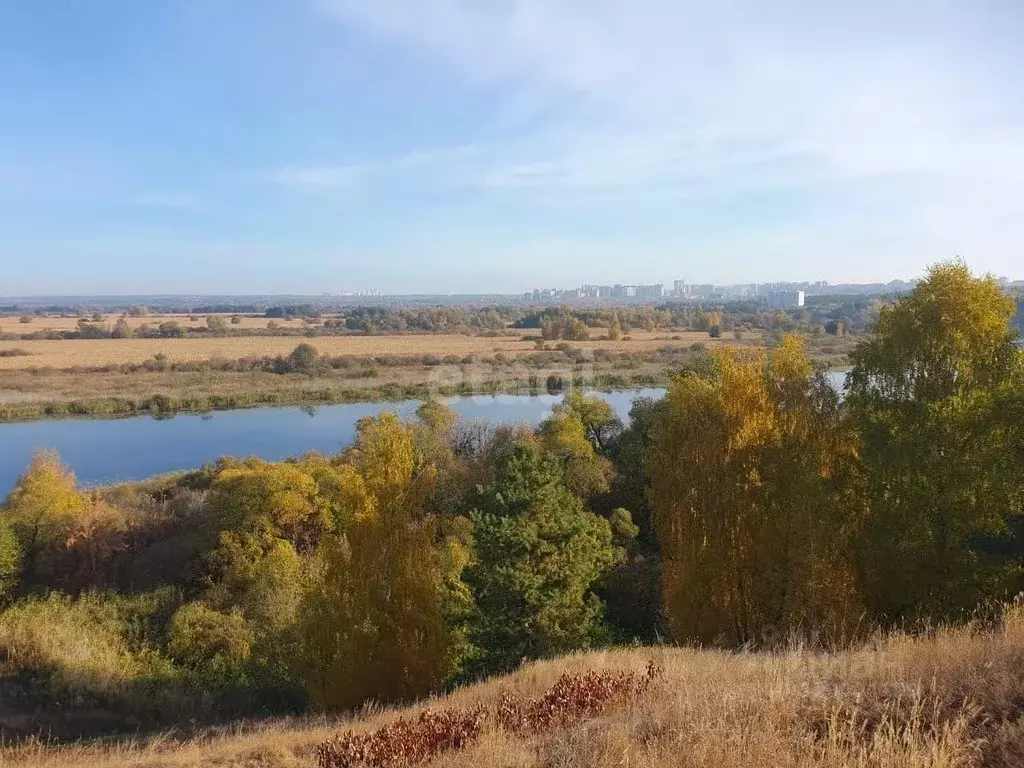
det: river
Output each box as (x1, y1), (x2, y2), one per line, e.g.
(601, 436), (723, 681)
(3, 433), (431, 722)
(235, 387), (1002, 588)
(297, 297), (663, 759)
(0, 388), (667, 496)
(0, 371), (848, 496)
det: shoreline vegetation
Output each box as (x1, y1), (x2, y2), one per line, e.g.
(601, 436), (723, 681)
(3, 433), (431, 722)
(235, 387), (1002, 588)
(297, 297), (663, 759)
(0, 332), (856, 424)
(0, 373), (670, 424)
(0, 300), (868, 425)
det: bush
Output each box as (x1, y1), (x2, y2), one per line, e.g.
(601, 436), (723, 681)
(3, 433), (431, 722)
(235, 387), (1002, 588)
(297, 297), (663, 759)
(0, 593), (175, 706)
(158, 321), (186, 338)
(111, 318), (132, 338)
(168, 602), (252, 686)
(18, 315), (32, 323)
(318, 664), (661, 768)
(207, 315), (229, 333)
(4, 450), (87, 585)
(287, 343), (321, 374)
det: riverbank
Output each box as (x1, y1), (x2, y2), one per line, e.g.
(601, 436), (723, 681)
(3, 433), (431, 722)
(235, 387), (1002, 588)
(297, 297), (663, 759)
(0, 372), (669, 423)
(0, 387), (669, 497)
(0, 333), (854, 423)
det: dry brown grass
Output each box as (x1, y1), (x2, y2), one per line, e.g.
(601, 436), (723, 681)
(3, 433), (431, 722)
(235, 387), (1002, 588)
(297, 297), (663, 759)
(6, 612), (1024, 768)
(0, 331), (728, 371)
(0, 314), (273, 333)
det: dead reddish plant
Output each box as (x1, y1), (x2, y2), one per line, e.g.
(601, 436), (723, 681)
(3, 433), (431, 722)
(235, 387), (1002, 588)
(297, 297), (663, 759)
(318, 662), (662, 768)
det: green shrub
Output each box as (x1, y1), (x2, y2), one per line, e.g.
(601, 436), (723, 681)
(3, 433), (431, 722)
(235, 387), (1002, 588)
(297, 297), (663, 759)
(288, 343), (321, 374)
(168, 602), (252, 686)
(0, 516), (20, 603)
(0, 593), (175, 705)
(207, 315), (229, 332)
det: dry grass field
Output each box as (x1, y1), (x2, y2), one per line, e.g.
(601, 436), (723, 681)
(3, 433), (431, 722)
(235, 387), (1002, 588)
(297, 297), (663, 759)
(0, 331), (728, 371)
(5, 613), (1024, 768)
(0, 313), (275, 333)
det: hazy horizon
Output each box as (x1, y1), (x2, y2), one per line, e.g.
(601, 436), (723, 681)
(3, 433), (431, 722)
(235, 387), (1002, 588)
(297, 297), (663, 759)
(2, 1), (1022, 294)
(3, 274), (1000, 302)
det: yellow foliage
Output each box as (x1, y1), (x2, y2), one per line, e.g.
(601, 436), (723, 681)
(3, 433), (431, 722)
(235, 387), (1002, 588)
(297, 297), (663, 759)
(2, 450), (87, 579)
(345, 412), (420, 511)
(298, 412), (459, 711)
(539, 411), (612, 498)
(648, 337), (862, 646)
(206, 458), (334, 551)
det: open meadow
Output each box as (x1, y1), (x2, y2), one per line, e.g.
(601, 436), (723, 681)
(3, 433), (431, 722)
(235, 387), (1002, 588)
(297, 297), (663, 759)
(1, 313), (277, 333)
(0, 330), (730, 371)
(6, 615), (1024, 768)
(0, 328), (852, 423)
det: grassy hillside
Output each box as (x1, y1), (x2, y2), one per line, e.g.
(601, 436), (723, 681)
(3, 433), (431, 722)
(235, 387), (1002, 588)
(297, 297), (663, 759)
(6, 611), (1024, 768)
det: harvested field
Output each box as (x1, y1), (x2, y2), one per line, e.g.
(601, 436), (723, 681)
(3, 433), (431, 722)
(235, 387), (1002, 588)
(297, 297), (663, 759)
(0, 331), (734, 371)
(0, 313), (275, 333)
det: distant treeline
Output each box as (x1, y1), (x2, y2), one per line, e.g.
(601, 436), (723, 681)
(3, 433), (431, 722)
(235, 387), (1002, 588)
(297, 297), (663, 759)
(2, 296), (881, 341)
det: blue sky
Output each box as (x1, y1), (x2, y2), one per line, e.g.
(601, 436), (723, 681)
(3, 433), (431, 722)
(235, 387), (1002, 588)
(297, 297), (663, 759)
(1, 0), (1022, 295)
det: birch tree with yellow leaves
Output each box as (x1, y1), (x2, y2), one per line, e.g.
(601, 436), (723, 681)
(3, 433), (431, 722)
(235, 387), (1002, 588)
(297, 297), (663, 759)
(647, 338), (863, 646)
(297, 412), (466, 711)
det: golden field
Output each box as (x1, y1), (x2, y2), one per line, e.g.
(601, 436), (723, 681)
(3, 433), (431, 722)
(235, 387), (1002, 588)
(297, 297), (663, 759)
(0, 313), (278, 333)
(0, 331), (727, 371)
(6, 614), (1024, 768)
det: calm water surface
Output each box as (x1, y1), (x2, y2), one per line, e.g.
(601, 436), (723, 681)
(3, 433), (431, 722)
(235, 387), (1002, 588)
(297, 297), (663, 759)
(0, 389), (667, 496)
(0, 372), (848, 497)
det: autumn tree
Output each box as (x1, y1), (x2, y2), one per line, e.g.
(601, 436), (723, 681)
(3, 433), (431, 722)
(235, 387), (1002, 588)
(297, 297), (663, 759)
(206, 315), (229, 333)
(647, 339), (863, 646)
(538, 407), (613, 500)
(287, 343), (321, 374)
(692, 305), (708, 331)
(540, 308), (590, 341)
(412, 399), (469, 515)
(205, 458), (335, 553)
(465, 441), (621, 676)
(2, 451), (86, 585)
(202, 457), (340, 653)
(168, 601), (253, 687)
(847, 261), (1024, 621)
(607, 312), (622, 340)
(297, 412), (463, 711)
(111, 317), (132, 338)
(0, 515), (19, 603)
(599, 396), (665, 641)
(55, 494), (128, 592)
(550, 388), (623, 452)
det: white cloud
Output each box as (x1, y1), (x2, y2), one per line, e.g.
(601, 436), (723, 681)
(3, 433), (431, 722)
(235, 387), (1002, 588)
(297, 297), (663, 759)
(307, 0), (1024, 276)
(318, 1), (1022, 177)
